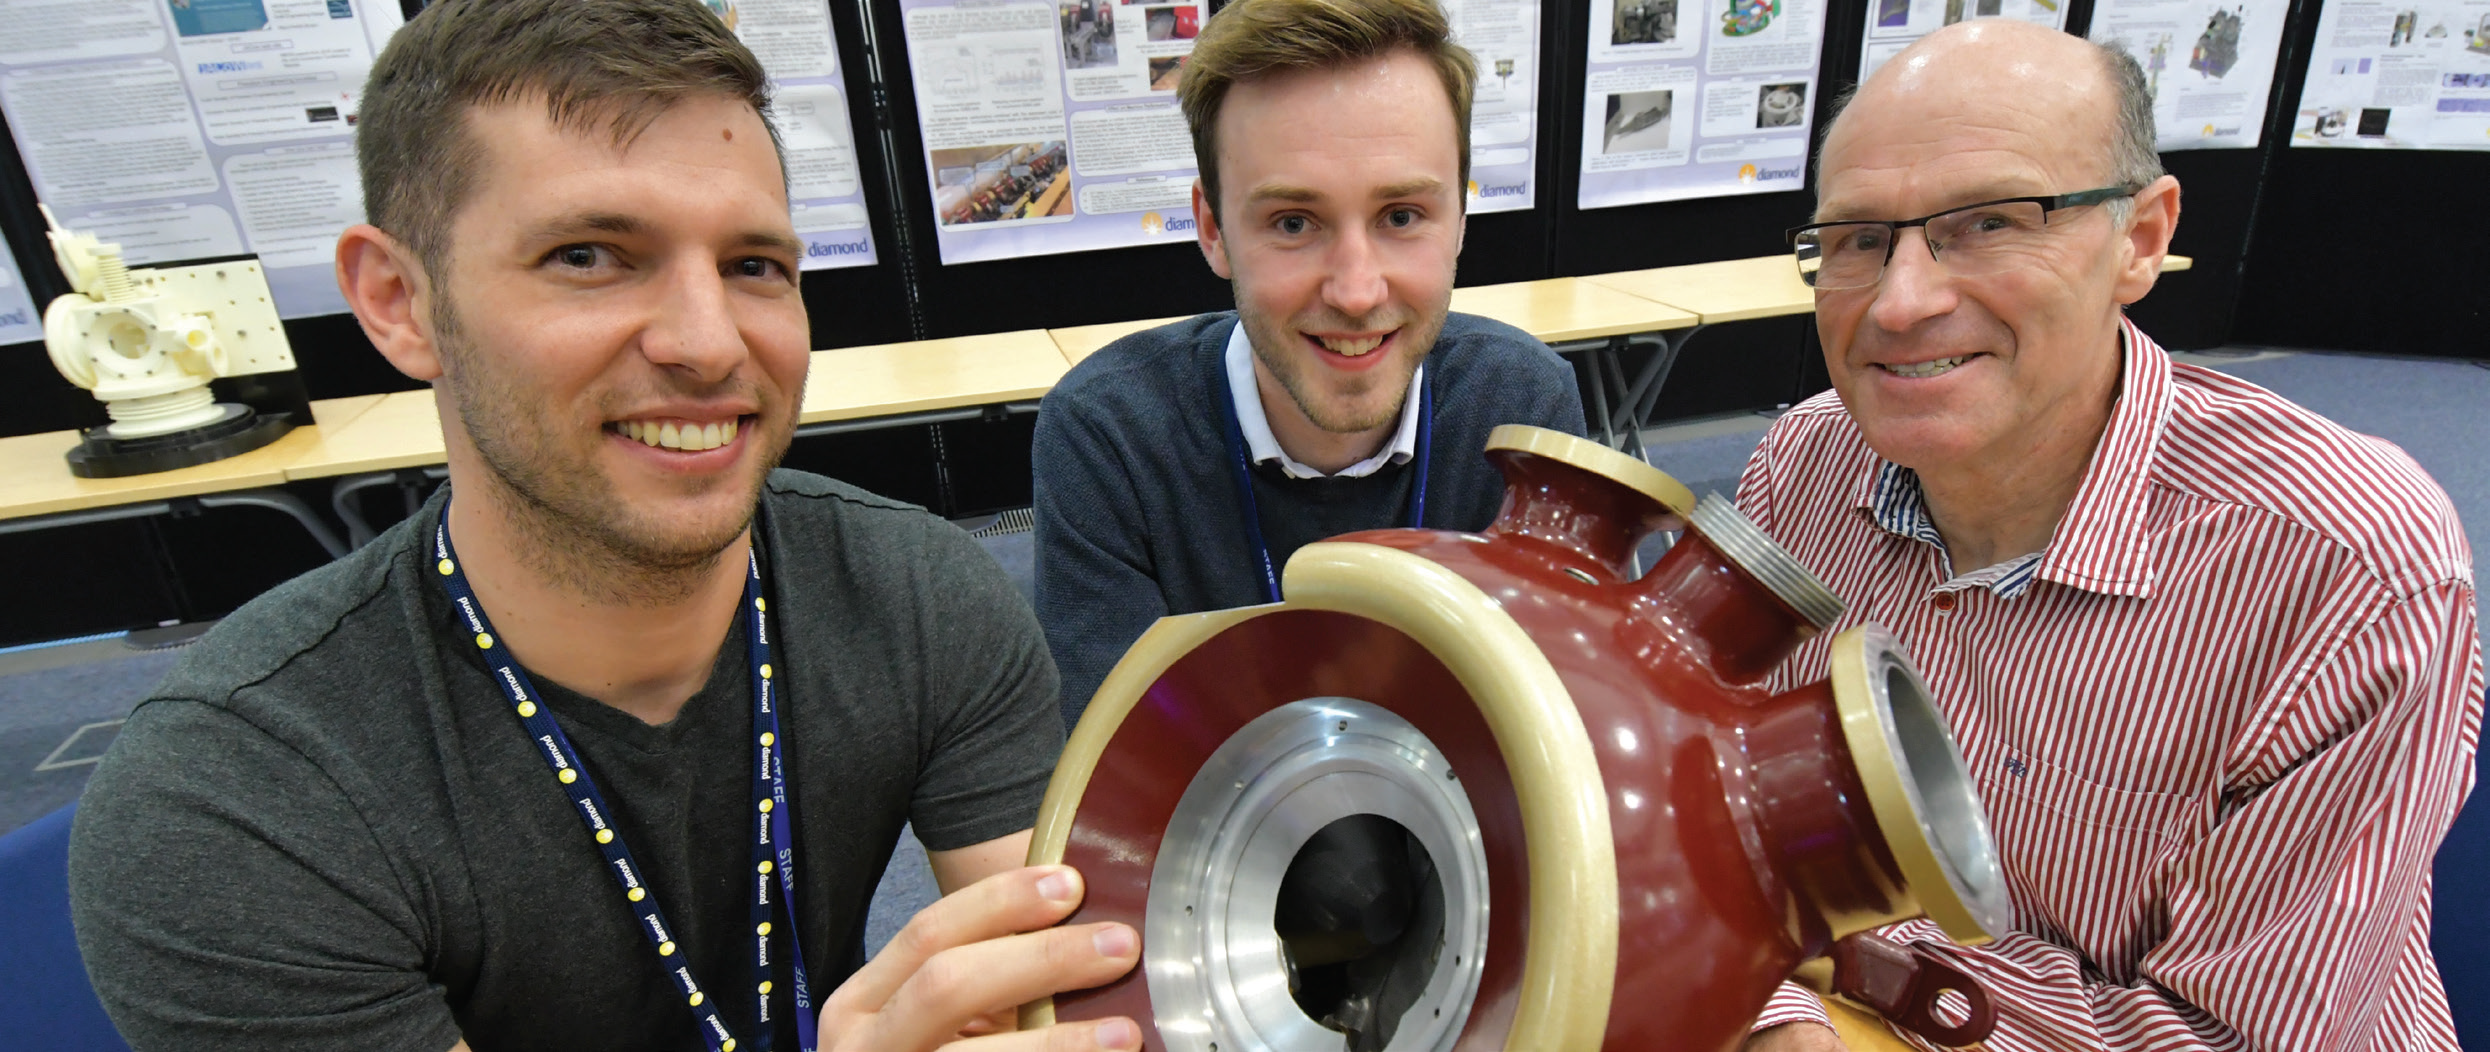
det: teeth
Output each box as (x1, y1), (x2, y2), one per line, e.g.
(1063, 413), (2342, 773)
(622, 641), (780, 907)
(617, 418), (741, 451)
(1884, 355), (1968, 379)
(1319, 335), (1384, 357)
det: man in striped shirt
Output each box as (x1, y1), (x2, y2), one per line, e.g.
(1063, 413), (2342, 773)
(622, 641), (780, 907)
(1740, 20), (2482, 1052)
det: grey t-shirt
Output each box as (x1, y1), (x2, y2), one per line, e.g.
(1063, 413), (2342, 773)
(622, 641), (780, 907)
(69, 471), (1063, 1052)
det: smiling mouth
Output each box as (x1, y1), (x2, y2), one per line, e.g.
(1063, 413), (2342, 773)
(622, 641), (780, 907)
(1878, 355), (1974, 379)
(1313, 333), (1389, 357)
(609, 416), (749, 452)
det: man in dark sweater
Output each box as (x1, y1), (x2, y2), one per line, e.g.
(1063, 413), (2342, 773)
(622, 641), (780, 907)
(1033, 0), (1587, 726)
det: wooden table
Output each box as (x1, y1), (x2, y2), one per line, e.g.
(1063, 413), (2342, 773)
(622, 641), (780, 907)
(1449, 276), (1698, 342)
(1049, 314), (1191, 367)
(0, 395), (383, 555)
(801, 329), (1069, 429)
(283, 389), (448, 482)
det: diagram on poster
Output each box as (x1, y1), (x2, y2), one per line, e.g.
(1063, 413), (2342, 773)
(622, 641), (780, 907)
(0, 227), (39, 345)
(1857, 0), (2065, 84)
(2090, 0), (2288, 149)
(1579, 0), (1829, 209)
(2289, 0), (2490, 149)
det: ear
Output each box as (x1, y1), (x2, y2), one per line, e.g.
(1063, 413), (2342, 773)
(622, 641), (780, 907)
(2113, 174), (2181, 306)
(1191, 178), (1231, 281)
(336, 223), (443, 382)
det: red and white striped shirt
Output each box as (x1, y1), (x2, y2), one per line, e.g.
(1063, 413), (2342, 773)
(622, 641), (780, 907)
(1739, 319), (2484, 1050)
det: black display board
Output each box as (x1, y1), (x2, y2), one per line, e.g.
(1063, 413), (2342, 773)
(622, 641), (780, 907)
(2231, 0), (2488, 358)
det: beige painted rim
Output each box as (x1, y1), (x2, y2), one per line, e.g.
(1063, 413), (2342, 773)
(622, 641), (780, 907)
(1024, 543), (1621, 1048)
(1485, 424), (1696, 516)
(1827, 627), (1996, 946)
(1021, 604), (1276, 1029)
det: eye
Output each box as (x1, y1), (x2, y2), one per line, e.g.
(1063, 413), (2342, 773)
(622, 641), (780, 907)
(1383, 207), (1419, 229)
(1275, 214), (1310, 236)
(729, 257), (788, 280)
(1839, 226), (1888, 254)
(547, 244), (612, 270)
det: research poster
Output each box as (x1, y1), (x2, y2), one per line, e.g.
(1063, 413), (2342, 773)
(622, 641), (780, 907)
(1857, 0), (2065, 84)
(0, 1), (871, 324)
(2091, 0), (2289, 149)
(901, 0), (1202, 264)
(0, 228), (39, 345)
(1450, 0), (1543, 214)
(713, 0), (880, 270)
(0, 0), (406, 319)
(2288, 0), (2490, 149)
(1577, 0), (1831, 209)
(902, 0), (1542, 263)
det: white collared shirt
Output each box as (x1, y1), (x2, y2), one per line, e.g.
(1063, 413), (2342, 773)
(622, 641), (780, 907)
(1223, 321), (1423, 480)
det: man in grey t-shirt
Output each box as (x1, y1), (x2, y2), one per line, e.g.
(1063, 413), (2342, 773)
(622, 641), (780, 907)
(67, 2), (1142, 1050)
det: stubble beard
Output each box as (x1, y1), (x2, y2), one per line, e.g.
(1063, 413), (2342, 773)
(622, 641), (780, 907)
(431, 293), (787, 605)
(1235, 294), (1442, 436)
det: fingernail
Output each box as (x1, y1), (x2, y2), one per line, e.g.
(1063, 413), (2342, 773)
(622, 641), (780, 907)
(1093, 924), (1137, 957)
(1037, 868), (1078, 903)
(1096, 1018), (1140, 1049)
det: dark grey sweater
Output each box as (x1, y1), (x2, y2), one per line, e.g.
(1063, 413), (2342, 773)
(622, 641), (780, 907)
(1033, 311), (1587, 725)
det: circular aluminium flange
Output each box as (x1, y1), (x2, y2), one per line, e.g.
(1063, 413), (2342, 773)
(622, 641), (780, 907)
(1827, 625), (2010, 943)
(1685, 494), (1845, 629)
(1146, 698), (1490, 1052)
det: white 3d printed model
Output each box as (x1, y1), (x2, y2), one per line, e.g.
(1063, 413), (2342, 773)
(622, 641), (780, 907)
(39, 205), (299, 477)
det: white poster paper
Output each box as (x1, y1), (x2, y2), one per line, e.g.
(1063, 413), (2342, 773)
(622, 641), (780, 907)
(901, 0), (1200, 263)
(2090, 0), (2288, 149)
(1858, 0), (2065, 85)
(0, 0), (402, 318)
(723, 2), (881, 269)
(1578, 0), (1829, 209)
(1449, 0), (1542, 213)
(0, 228), (41, 345)
(2288, 0), (2490, 149)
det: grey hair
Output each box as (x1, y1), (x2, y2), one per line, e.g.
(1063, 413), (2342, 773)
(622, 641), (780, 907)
(1813, 30), (2166, 222)
(2094, 38), (2165, 222)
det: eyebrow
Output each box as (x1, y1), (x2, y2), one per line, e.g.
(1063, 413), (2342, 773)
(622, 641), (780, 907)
(520, 210), (804, 256)
(1243, 177), (1450, 208)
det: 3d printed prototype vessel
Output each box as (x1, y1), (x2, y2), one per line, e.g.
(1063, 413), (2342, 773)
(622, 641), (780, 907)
(1027, 426), (2011, 1051)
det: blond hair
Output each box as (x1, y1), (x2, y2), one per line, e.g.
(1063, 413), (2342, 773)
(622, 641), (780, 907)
(1178, 0), (1476, 221)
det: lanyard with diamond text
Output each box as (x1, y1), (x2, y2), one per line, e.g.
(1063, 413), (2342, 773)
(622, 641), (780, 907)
(431, 502), (816, 1052)
(1217, 365), (1434, 604)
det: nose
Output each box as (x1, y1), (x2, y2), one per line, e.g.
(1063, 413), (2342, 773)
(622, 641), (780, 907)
(641, 258), (749, 383)
(1320, 225), (1390, 322)
(1866, 226), (1958, 334)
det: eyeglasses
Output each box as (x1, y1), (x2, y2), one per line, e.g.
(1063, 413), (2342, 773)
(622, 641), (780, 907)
(1786, 186), (2138, 290)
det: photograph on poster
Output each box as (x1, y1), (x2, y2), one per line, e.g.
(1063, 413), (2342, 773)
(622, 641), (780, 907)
(1059, 0), (1117, 69)
(1757, 81), (1805, 125)
(168, 0), (272, 38)
(1878, 0), (1909, 26)
(1144, 4), (1200, 40)
(1603, 89), (1674, 152)
(1615, 0), (1679, 44)
(1149, 55), (1184, 90)
(933, 141), (1072, 225)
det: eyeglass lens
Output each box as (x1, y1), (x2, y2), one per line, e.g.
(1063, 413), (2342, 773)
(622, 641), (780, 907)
(1796, 199), (2057, 290)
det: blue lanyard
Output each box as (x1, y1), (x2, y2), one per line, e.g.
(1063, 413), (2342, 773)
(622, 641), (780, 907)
(431, 502), (815, 1052)
(1218, 360), (1433, 604)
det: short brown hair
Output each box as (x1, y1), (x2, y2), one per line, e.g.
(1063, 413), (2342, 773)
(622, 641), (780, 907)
(1178, 0), (1476, 221)
(357, 0), (778, 276)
